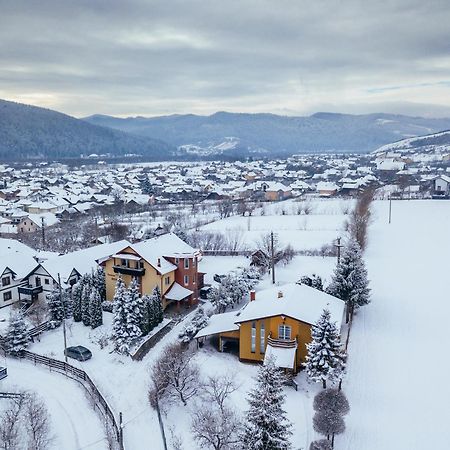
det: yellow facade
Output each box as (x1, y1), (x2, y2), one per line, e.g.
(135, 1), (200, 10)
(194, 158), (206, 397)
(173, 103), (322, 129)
(104, 246), (176, 309)
(235, 315), (312, 371)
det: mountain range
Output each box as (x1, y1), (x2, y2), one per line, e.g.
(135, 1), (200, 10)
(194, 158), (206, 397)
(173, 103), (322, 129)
(84, 111), (450, 157)
(0, 99), (174, 160)
(2, 98), (450, 161)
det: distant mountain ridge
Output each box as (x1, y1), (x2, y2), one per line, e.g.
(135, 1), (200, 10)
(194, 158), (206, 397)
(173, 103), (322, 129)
(0, 99), (174, 160)
(84, 111), (450, 156)
(373, 129), (450, 154)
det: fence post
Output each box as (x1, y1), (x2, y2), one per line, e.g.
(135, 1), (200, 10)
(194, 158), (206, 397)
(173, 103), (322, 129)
(119, 412), (124, 450)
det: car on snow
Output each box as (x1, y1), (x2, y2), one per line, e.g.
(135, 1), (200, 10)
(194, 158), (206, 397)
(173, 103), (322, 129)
(64, 346), (92, 362)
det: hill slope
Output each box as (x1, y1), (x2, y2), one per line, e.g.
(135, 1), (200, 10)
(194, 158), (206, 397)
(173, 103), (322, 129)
(84, 111), (450, 156)
(0, 99), (174, 160)
(373, 129), (450, 154)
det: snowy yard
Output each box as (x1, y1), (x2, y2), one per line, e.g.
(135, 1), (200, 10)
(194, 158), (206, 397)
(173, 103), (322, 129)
(340, 200), (450, 450)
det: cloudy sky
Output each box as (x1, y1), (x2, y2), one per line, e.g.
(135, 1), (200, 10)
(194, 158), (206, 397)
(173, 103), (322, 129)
(1, 0), (450, 118)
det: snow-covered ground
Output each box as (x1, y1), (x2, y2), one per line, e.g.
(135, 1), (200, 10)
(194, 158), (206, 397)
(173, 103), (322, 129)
(340, 200), (450, 450)
(0, 358), (108, 449)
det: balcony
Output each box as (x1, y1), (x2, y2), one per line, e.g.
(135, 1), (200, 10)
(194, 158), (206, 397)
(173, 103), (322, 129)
(113, 265), (145, 277)
(267, 336), (297, 349)
(18, 285), (43, 296)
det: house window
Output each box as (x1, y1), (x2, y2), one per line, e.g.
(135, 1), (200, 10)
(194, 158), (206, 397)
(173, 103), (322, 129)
(260, 321), (265, 353)
(3, 291), (12, 302)
(184, 258), (189, 269)
(165, 276), (170, 286)
(184, 275), (189, 285)
(44, 279), (50, 285)
(175, 258), (179, 264)
(251, 321), (256, 353)
(2, 276), (11, 286)
(278, 324), (291, 340)
(36, 277), (41, 286)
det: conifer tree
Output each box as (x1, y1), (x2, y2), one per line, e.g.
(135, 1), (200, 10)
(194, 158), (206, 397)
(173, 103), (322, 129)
(93, 267), (106, 302)
(6, 312), (30, 356)
(140, 294), (154, 335)
(81, 281), (91, 327)
(89, 288), (103, 329)
(326, 238), (370, 323)
(305, 309), (345, 389)
(47, 287), (64, 324)
(125, 279), (143, 341)
(152, 286), (164, 324)
(112, 277), (130, 354)
(241, 359), (292, 450)
(72, 280), (83, 322)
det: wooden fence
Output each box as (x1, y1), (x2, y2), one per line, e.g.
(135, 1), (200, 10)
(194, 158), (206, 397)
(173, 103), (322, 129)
(21, 350), (124, 450)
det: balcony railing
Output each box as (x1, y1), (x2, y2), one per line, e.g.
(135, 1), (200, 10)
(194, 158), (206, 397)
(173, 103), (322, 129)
(267, 336), (297, 348)
(18, 285), (43, 296)
(113, 265), (146, 277)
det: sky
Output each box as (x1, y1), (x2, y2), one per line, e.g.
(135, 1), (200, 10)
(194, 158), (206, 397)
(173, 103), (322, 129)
(1, 0), (450, 118)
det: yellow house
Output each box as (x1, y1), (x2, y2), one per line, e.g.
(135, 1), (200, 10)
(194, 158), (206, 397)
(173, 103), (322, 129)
(102, 233), (203, 310)
(195, 283), (345, 372)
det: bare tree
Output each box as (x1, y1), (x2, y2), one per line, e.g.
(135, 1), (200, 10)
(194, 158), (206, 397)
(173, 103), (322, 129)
(347, 187), (374, 251)
(150, 342), (200, 406)
(202, 374), (239, 413)
(0, 396), (23, 450)
(24, 393), (54, 450)
(191, 404), (241, 450)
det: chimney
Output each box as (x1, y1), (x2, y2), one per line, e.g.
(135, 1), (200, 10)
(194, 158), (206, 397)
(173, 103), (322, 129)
(250, 290), (256, 302)
(278, 290), (283, 299)
(157, 258), (161, 267)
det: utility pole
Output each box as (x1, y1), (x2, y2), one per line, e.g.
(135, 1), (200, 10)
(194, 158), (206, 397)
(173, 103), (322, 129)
(270, 231), (275, 284)
(58, 273), (68, 363)
(388, 194), (392, 224)
(94, 217), (98, 243)
(335, 237), (343, 264)
(41, 217), (45, 248)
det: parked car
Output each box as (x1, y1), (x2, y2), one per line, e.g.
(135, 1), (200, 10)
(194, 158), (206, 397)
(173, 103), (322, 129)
(213, 274), (226, 283)
(199, 285), (212, 299)
(64, 346), (92, 362)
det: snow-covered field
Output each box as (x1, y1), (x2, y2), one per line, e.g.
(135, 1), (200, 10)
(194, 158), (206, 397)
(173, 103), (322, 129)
(200, 198), (352, 251)
(340, 200), (450, 450)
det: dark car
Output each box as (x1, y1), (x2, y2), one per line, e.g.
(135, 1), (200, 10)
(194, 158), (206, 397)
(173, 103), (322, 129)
(64, 346), (92, 362)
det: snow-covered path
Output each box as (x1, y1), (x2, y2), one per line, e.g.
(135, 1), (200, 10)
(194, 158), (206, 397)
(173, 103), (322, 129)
(340, 200), (450, 450)
(0, 358), (108, 449)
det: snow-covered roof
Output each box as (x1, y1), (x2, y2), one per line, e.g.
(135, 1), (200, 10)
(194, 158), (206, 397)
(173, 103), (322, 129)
(264, 343), (297, 369)
(235, 283), (345, 329)
(195, 311), (240, 338)
(165, 282), (193, 301)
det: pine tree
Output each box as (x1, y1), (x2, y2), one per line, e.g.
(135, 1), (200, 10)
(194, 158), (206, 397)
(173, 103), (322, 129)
(6, 312), (30, 356)
(152, 286), (164, 324)
(326, 238), (370, 323)
(47, 287), (64, 324)
(81, 281), (91, 327)
(72, 280), (83, 322)
(125, 279), (143, 341)
(93, 267), (106, 302)
(89, 288), (103, 329)
(305, 309), (345, 389)
(140, 294), (154, 335)
(112, 277), (130, 354)
(241, 359), (292, 450)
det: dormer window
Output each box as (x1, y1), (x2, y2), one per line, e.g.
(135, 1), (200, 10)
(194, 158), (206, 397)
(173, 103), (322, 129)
(278, 324), (291, 340)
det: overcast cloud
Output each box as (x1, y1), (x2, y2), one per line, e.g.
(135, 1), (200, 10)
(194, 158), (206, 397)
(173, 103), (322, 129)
(1, 0), (450, 117)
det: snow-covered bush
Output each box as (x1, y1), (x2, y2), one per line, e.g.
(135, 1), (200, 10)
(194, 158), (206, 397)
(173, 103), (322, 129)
(178, 306), (210, 343)
(101, 300), (114, 313)
(6, 312), (30, 356)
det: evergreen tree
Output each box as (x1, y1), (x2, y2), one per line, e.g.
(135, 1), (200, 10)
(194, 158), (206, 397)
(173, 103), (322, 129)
(81, 281), (91, 327)
(305, 309), (345, 389)
(152, 286), (164, 324)
(47, 287), (64, 324)
(125, 279), (143, 341)
(112, 277), (130, 354)
(89, 288), (103, 329)
(62, 289), (73, 319)
(93, 267), (106, 302)
(241, 359), (292, 450)
(326, 238), (370, 323)
(72, 280), (83, 322)
(178, 306), (210, 343)
(140, 294), (154, 335)
(6, 312), (30, 356)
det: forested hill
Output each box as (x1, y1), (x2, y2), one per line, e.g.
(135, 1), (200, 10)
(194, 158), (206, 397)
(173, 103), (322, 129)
(0, 99), (174, 160)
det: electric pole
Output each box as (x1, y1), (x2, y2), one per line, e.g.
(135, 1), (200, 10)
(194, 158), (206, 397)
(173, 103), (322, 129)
(41, 217), (45, 248)
(388, 194), (392, 224)
(335, 237), (343, 264)
(58, 273), (68, 363)
(271, 231), (275, 284)
(94, 216), (98, 243)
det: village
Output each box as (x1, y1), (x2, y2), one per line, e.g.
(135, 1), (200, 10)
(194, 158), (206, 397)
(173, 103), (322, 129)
(0, 140), (449, 449)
